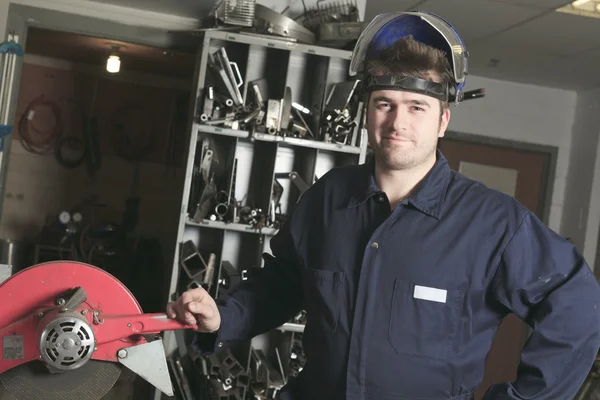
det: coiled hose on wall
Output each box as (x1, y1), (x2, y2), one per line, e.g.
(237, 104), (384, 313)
(18, 95), (64, 155)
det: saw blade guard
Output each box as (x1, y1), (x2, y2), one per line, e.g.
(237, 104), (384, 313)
(0, 261), (144, 330)
(0, 261), (194, 398)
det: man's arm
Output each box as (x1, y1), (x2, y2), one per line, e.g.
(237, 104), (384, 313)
(484, 211), (600, 399)
(192, 211), (304, 354)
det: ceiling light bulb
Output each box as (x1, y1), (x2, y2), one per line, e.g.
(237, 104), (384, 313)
(106, 55), (120, 73)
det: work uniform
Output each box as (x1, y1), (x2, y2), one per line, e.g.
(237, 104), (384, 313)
(195, 150), (600, 400)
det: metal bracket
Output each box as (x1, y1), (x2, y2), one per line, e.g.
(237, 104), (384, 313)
(0, 263), (11, 284)
(117, 340), (173, 397)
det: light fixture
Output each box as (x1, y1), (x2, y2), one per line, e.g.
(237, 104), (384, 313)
(106, 44), (122, 73)
(557, 0), (600, 18)
(106, 55), (120, 73)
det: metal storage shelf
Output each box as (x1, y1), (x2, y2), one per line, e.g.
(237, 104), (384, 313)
(252, 132), (362, 154)
(196, 122), (250, 138)
(159, 28), (368, 400)
(185, 217), (278, 236)
(195, 125), (362, 155)
(206, 29), (353, 60)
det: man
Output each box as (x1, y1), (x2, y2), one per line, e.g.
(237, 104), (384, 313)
(168, 11), (600, 400)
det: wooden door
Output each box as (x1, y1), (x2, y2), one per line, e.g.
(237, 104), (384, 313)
(438, 134), (556, 399)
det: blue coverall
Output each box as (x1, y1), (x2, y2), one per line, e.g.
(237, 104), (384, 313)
(195, 149), (600, 399)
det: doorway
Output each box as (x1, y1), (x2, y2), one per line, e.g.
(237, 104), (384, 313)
(0, 5), (199, 399)
(1, 3), (198, 301)
(438, 131), (558, 398)
(5, 25), (195, 301)
(439, 131), (556, 223)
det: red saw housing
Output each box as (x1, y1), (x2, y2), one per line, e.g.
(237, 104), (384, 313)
(0, 261), (196, 375)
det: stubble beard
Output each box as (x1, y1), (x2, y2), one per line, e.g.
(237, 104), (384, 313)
(376, 140), (438, 171)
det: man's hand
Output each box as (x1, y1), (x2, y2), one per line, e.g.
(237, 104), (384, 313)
(166, 287), (221, 332)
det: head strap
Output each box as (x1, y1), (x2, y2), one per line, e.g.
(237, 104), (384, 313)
(362, 75), (450, 101)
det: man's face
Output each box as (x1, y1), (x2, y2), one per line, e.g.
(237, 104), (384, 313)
(366, 89), (450, 171)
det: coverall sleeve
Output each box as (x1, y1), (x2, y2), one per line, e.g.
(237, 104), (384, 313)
(483, 211), (600, 399)
(192, 212), (304, 354)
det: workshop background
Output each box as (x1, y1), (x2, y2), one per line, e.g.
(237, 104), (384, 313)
(0, 0), (600, 399)
(4, 27), (192, 250)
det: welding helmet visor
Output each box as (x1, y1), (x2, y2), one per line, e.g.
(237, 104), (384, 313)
(349, 12), (469, 103)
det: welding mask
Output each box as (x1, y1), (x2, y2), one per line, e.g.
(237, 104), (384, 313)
(349, 11), (469, 104)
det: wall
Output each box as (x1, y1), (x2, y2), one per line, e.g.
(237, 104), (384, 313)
(560, 87), (600, 257)
(1, 54), (189, 265)
(0, 0), (199, 38)
(448, 75), (577, 235)
(584, 123), (600, 273)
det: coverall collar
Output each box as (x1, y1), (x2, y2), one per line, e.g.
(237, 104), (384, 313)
(347, 148), (451, 219)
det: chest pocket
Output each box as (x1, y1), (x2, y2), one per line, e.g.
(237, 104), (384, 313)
(389, 278), (465, 361)
(301, 267), (344, 333)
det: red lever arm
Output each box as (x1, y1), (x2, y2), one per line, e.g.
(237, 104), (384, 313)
(93, 313), (199, 344)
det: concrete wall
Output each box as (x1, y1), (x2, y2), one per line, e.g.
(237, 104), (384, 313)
(583, 114), (600, 273)
(560, 87), (600, 262)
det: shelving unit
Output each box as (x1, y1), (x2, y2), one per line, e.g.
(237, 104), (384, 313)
(159, 29), (368, 399)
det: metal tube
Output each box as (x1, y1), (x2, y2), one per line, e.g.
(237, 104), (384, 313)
(0, 53), (10, 122)
(2, 52), (17, 123)
(215, 203), (228, 218)
(204, 117), (233, 126)
(242, 108), (261, 124)
(203, 253), (216, 291)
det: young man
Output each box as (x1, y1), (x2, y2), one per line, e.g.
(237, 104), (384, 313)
(167, 11), (600, 400)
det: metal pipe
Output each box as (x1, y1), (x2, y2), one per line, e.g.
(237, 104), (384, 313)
(215, 203), (228, 218)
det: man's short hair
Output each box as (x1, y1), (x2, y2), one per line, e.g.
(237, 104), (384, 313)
(363, 35), (454, 110)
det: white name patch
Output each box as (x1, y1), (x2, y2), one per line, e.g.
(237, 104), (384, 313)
(414, 285), (447, 303)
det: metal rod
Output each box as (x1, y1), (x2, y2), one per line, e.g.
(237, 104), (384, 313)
(0, 53), (9, 122)
(3, 52), (17, 124)
(228, 158), (237, 205)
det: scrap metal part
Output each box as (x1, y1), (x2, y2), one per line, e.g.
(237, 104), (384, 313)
(251, 4), (316, 44)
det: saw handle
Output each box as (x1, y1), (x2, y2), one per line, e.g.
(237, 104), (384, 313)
(143, 313), (200, 332)
(93, 313), (198, 344)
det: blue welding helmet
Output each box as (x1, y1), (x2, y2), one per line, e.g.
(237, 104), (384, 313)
(349, 11), (469, 104)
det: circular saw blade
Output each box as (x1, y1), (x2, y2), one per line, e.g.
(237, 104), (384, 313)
(0, 360), (121, 400)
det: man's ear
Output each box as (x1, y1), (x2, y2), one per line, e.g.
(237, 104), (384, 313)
(438, 107), (451, 138)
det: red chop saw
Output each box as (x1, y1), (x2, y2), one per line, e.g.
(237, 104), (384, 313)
(0, 261), (198, 399)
